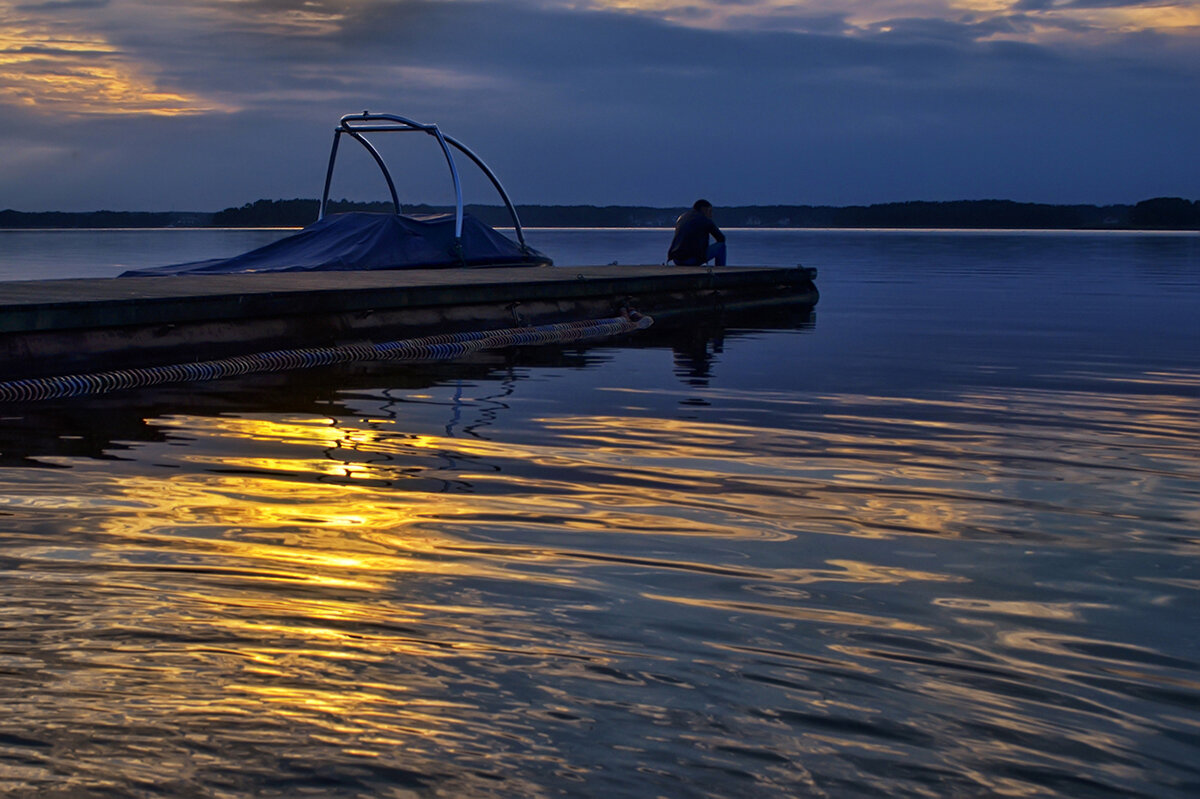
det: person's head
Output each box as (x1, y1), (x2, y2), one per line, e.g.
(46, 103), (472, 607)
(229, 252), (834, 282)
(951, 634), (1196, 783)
(693, 198), (713, 218)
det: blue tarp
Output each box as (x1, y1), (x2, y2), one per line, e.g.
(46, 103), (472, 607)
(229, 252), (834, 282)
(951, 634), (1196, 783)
(120, 212), (551, 276)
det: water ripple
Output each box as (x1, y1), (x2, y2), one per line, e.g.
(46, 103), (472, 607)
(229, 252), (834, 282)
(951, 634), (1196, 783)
(1, 367), (1197, 796)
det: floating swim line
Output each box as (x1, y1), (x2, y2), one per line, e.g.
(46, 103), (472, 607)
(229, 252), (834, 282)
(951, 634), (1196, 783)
(0, 313), (653, 402)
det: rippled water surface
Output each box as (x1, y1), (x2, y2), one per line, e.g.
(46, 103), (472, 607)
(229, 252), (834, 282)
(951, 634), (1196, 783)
(0, 228), (1197, 797)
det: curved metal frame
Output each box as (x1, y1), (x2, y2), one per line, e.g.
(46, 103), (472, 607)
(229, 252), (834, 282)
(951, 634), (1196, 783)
(319, 112), (529, 250)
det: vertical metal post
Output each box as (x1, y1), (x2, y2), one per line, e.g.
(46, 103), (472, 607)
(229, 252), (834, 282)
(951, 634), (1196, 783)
(430, 126), (464, 240)
(319, 130), (342, 220)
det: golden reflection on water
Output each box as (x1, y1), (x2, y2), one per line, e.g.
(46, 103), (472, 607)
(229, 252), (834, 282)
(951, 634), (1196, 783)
(18, 375), (1199, 573)
(931, 597), (1102, 621)
(2, 373), (1197, 795)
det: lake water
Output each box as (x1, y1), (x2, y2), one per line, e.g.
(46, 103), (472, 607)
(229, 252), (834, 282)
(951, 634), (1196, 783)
(0, 227), (1197, 797)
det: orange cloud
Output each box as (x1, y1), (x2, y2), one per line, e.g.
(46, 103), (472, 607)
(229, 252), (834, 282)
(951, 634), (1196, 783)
(0, 8), (233, 115)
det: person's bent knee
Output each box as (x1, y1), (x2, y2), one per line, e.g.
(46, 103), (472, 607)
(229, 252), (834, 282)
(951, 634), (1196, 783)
(708, 241), (727, 267)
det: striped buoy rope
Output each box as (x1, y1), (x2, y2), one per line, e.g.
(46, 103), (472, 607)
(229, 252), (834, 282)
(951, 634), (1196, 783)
(0, 313), (653, 402)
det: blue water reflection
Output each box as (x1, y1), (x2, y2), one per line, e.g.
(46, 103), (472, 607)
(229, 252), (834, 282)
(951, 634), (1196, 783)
(0, 228), (1197, 797)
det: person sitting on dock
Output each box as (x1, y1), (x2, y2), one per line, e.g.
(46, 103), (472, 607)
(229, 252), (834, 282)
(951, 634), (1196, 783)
(668, 199), (726, 266)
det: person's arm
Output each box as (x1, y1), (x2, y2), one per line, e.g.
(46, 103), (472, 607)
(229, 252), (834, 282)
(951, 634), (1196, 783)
(708, 219), (725, 243)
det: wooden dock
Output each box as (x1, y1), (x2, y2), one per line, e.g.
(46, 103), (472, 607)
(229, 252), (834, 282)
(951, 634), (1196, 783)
(0, 264), (817, 380)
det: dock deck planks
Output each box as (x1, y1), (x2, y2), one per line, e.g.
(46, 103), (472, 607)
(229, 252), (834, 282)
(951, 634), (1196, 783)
(0, 264), (817, 379)
(0, 264), (812, 332)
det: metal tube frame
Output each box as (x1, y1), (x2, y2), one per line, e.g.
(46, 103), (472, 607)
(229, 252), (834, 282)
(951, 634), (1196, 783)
(318, 112), (530, 250)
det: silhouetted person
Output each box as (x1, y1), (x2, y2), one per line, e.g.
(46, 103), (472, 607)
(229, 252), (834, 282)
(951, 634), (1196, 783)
(668, 199), (726, 266)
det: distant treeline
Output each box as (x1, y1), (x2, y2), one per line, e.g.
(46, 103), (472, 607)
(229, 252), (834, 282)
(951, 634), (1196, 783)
(0, 210), (210, 228)
(3, 196), (1198, 230)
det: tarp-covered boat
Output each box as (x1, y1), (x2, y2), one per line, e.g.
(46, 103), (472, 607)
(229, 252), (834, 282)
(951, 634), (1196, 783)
(121, 211), (550, 276)
(123, 112), (551, 277)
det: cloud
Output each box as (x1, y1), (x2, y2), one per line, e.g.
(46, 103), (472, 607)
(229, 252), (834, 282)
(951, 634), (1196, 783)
(0, 1), (236, 114)
(15, 0), (111, 10)
(0, 0), (1196, 210)
(564, 0), (1200, 40)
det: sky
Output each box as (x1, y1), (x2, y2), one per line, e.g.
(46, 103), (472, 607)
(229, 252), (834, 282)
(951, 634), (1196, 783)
(1, 0), (1197, 211)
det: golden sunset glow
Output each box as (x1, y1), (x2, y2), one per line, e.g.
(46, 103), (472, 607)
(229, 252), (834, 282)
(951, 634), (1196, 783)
(0, 0), (1194, 791)
(0, 7), (231, 115)
(0, 0), (1192, 121)
(1070, 4), (1200, 33)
